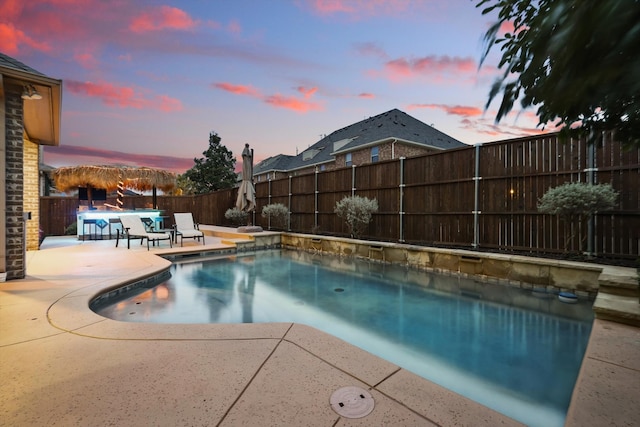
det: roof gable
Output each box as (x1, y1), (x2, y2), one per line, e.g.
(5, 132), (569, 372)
(254, 108), (466, 174)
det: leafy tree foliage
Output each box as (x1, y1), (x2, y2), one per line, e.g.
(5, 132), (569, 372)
(538, 182), (618, 251)
(334, 195), (378, 238)
(184, 132), (237, 194)
(477, 0), (640, 148)
(172, 174), (197, 195)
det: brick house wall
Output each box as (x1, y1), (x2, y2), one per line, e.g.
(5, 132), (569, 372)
(335, 141), (435, 168)
(5, 84), (25, 279)
(23, 138), (39, 250)
(256, 141), (439, 181)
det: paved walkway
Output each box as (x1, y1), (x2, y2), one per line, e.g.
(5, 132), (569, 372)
(1, 236), (638, 426)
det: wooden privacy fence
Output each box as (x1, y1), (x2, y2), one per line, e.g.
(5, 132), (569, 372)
(41, 132), (639, 259)
(251, 132), (639, 260)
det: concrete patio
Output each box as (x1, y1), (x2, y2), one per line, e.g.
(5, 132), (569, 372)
(1, 233), (638, 426)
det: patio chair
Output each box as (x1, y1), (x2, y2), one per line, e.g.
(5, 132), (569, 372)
(116, 214), (172, 250)
(173, 212), (205, 246)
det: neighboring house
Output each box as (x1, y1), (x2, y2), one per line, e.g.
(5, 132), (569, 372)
(253, 108), (466, 182)
(1, 53), (62, 280)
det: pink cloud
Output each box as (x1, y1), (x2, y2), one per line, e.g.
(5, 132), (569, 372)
(458, 110), (552, 141)
(156, 95), (183, 113)
(130, 5), (196, 33)
(211, 83), (322, 113)
(43, 144), (193, 174)
(382, 55), (476, 81)
(354, 42), (388, 60)
(214, 82), (322, 113)
(74, 51), (99, 69)
(213, 82), (262, 97)
(306, 0), (415, 17)
(311, 0), (355, 14)
(408, 103), (482, 117)
(0, 22), (51, 54)
(296, 86), (318, 98)
(227, 20), (242, 34)
(66, 80), (183, 112)
(0, 0), (23, 17)
(358, 93), (375, 99)
(264, 94), (322, 113)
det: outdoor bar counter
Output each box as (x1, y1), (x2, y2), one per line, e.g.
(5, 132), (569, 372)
(76, 209), (164, 240)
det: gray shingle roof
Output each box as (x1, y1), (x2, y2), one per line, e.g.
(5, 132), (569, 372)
(254, 108), (466, 174)
(0, 52), (47, 76)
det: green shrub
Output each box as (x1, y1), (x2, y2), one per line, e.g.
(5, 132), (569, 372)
(64, 221), (77, 235)
(225, 208), (249, 226)
(261, 203), (289, 230)
(538, 182), (618, 252)
(334, 195), (378, 238)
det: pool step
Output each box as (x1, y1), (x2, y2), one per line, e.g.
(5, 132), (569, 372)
(593, 292), (640, 327)
(598, 274), (639, 297)
(594, 271), (640, 327)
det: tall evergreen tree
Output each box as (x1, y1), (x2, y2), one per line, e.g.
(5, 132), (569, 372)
(184, 132), (237, 194)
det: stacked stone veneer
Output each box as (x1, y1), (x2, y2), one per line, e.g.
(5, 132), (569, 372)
(5, 84), (25, 279)
(281, 233), (604, 297)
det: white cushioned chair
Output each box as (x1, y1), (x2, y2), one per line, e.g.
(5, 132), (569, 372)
(173, 212), (205, 246)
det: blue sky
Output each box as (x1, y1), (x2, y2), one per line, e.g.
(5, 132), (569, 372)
(2, 0), (545, 173)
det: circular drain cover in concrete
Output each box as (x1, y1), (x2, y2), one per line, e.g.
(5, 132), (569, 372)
(330, 386), (374, 418)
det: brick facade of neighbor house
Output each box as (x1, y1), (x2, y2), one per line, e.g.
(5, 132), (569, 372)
(5, 85), (26, 279)
(258, 139), (441, 178)
(23, 139), (40, 250)
(334, 141), (435, 168)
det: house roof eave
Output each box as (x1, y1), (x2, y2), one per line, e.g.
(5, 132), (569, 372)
(2, 66), (62, 147)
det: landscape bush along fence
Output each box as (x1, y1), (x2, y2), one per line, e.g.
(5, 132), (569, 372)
(41, 132), (639, 260)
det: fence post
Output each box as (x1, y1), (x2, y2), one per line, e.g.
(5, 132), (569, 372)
(288, 175), (292, 231)
(399, 157), (405, 243)
(267, 177), (272, 229)
(351, 164), (356, 196)
(585, 134), (598, 256)
(473, 143), (482, 249)
(314, 168), (319, 230)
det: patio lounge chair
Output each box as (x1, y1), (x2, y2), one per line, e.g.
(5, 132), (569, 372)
(173, 212), (205, 246)
(116, 214), (172, 250)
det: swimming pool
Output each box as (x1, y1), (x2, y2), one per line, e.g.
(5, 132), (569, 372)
(93, 249), (593, 427)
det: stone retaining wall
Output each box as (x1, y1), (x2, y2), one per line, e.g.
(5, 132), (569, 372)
(282, 233), (603, 298)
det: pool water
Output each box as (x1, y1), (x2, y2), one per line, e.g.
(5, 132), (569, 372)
(94, 249), (594, 427)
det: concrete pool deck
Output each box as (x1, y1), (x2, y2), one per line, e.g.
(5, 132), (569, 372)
(1, 234), (638, 426)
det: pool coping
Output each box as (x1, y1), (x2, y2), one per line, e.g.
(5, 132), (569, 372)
(1, 233), (638, 426)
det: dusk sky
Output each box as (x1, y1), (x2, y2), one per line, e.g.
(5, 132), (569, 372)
(2, 0), (548, 173)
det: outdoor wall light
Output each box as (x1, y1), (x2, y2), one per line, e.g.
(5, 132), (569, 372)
(21, 84), (42, 100)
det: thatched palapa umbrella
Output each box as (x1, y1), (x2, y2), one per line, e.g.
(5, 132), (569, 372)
(52, 165), (176, 208)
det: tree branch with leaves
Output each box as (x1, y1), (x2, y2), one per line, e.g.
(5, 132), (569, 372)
(477, 0), (640, 149)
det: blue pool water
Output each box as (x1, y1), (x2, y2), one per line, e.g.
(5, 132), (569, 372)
(94, 250), (594, 427)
